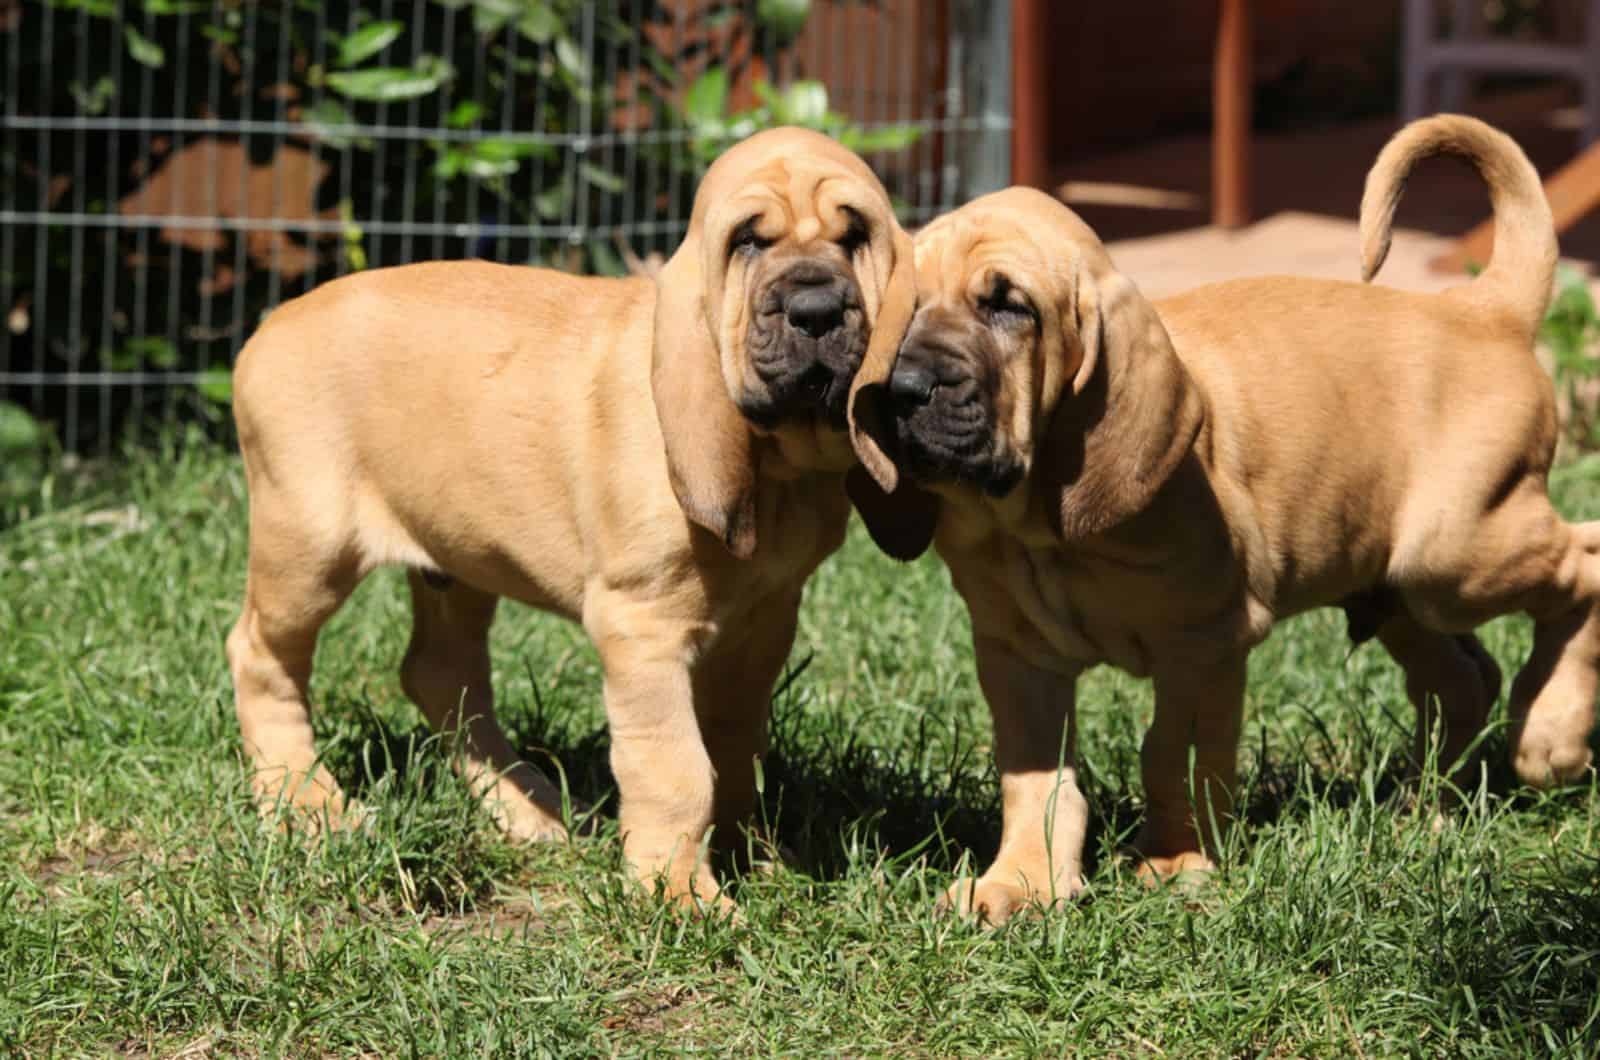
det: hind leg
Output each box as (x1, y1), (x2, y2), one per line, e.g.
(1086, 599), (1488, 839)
(1509, 582), (1600, 787)
(1133, 650), (1247, 881)
(225, 517), (360, 830)
(1404, 496), (1599, 787)
(1375, 615), (1500, 780)
(400, 572), (566, 842)
(690, 602), (799, 864)
(1490, 518), (1599, 786)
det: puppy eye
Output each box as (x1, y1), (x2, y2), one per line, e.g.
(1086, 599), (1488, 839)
(728, 218), (771, 258)
(978, 277), (1037, 328)
(838, 211), (870, 255)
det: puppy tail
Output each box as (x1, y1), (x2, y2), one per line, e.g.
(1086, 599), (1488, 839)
(1360, 114), (1556, 331)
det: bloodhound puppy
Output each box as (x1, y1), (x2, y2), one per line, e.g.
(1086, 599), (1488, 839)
(848, 115), (1596, 924)
(226, 127), (914, 910)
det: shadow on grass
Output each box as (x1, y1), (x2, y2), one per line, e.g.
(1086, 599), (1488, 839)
(315, 652), (1597, 887)
(312, 656), (1009, 883)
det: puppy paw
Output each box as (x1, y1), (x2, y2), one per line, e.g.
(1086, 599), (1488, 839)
(490, 798), (570, 844)
(630, 860), (737, 920)
(267, 796), (374, 841)
(937, 873), (1084, 927)
(254, 768), (370, 838)
(1132, 849), (1216, 887)
(660, 870), (738, 921)
(1513, 727), (1594, 788)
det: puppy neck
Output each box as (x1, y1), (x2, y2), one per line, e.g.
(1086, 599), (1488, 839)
(757, 422), (856, 479)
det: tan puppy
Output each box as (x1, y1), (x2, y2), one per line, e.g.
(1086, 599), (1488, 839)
(226, 127), (914, 909)
(847, 115), (1597, 925)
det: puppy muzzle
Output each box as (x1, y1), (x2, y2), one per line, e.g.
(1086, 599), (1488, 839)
(740, 263), (866, 430)
(885, 343), (1021, 497)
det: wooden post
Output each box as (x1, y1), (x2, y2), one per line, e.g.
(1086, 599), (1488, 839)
(1011, 0), (1048, 190)
(1213, 0), (1253, 228)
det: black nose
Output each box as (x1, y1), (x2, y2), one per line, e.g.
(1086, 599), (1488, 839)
(786, 286), (846, 338)
(889, 361), (938, 405)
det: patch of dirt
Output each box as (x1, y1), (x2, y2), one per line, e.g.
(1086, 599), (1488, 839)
(600, 983), (704, 1036)
(111, 1032), (224, 1059)
(25, 823), (151, 896)
(420, 894), (554, 940)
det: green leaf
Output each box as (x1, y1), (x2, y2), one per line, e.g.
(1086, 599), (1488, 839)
(517, 5), (563, 43)
(126, 336), (177, 368)
(432, 145), (466, 181)
(195, 368), (233, 405)
(534, 183), (570, 220)
(554, 36), (588, 83)
(587, 238), (626, 278)
(755, 0), (810, 40)
(60, 0), (117, 16)
(775, 80), (828, 126)
(69, 76), (116, 116)
(336, 21), (403, 69)
(442, 138), (553, 181)
(464, 144), (525, 179)
(123, 25), (165, 69)
(326, 59), (452, 102)
(303, 99), (358, 147)
(472, 0), (515, 35)
(140, 0), (211, 14)
(841, 125), (923, 154)
(0, 402), (45, 452)
(684, 68), (728, 128)
(579, 162), (624, 194)
(447, 100), (485, 129)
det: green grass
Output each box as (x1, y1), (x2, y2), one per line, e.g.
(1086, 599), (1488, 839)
(3, 433), (1600, 1056)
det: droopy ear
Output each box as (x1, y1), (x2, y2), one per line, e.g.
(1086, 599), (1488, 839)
(1046, 264), (1204, 542)
(845, 465), (940, 561)
(847, 224), (918, 493)
(652, 232), (759, 559)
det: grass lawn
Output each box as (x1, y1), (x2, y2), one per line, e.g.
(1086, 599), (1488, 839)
(3, 433), (1599, 1056)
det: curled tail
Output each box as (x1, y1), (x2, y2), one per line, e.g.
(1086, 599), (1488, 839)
(1360, 114), (1556, 331)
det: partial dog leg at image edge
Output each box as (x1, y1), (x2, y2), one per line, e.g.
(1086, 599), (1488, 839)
(1507, 522), (1600, 787)
(1397, 504), (1600, 789)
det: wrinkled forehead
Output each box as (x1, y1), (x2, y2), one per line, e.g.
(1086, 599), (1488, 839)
(913, 207), (1060, 295)
(700, 153), (885, 237)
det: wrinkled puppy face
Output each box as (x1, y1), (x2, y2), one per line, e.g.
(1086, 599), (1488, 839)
(850, 187), (1197, 560)
(885, 194), (1086, 497)
(703, 155), (895, 433)
(733, 205), (868, 429)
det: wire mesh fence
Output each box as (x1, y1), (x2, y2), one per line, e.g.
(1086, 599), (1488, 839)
(1, 0), (1009, 452)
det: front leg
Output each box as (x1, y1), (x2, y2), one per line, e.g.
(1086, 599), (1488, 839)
(1133, 651), (1248, 881)
(587, 593), (726, 914)
(940, 636), (1087, 926)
